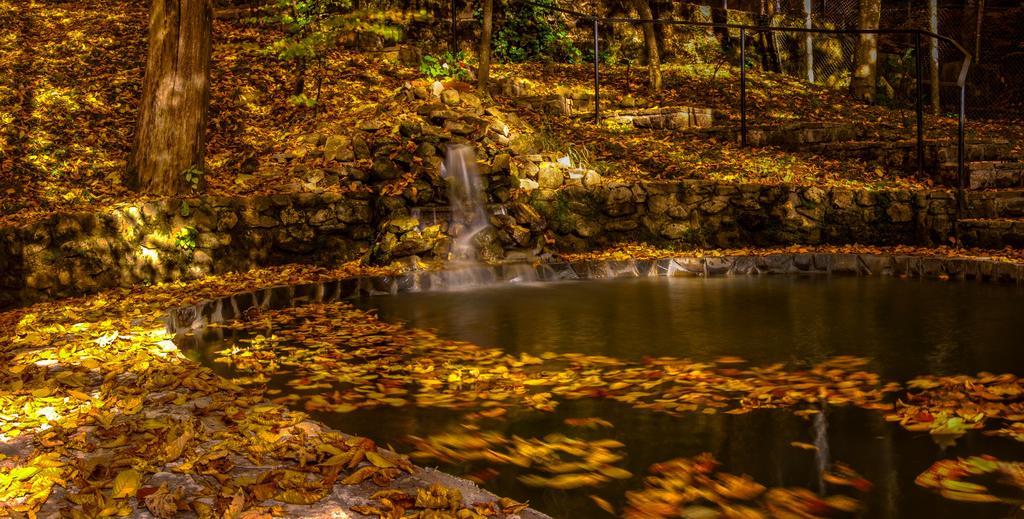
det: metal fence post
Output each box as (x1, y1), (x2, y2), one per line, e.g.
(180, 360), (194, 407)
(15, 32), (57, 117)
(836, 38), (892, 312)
(593, 18), (600, 124)
(740, 27), (747, 146)
(915, 32), (924, 175)
(956, 82), (966, 245)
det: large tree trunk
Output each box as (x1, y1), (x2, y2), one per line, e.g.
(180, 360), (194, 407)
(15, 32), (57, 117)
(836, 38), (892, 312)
(633, 0), (662, 93)
(477, 0), (493, 92)
(128, 0), (213, 196)
(849, 0), (880, 101)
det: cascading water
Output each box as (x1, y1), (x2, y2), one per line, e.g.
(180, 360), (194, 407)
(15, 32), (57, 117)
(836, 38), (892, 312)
(443, 144), (491, 261)
(440, 144), (498, 288)
(438, 143), (539, 288)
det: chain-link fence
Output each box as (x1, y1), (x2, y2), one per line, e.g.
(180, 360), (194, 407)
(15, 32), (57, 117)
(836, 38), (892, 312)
(763, 0), (1022, 119)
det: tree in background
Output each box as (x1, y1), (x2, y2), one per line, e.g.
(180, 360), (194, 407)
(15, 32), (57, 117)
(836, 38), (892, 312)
(849, 0), (880, 102)
(478, 0), (494, 91)
(632, 0), (662, 92)
(928, 0), (940, 115)
(128, 0), (213, 195)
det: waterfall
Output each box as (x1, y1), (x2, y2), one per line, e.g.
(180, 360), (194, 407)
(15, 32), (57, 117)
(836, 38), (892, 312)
(436, 144), (539, 288)
(443, 144), (491, 261)
(439, 144), (496, 288)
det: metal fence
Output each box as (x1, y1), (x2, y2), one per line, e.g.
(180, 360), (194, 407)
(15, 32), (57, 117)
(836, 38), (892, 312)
(509, 0), (973, 239)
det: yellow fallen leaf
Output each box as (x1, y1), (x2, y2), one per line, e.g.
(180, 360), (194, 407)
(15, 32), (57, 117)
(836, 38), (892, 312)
(111, 468), (142, 498)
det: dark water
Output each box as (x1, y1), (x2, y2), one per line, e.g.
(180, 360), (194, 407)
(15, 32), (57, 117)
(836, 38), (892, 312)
(184, 276), (1024, 518)
(360, 276), (1024, 381)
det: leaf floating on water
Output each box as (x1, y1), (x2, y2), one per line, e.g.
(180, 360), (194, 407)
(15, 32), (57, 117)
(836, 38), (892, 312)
(519, 473), (609, 489)
(789, 441), (818, 451)
(564, 417), (614, 429)
(589, 494), (616, 515)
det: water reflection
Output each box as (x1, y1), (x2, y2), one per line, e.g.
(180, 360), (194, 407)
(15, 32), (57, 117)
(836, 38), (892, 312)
(178, 276), (1024, 518)
(359, 276), (1024, 381)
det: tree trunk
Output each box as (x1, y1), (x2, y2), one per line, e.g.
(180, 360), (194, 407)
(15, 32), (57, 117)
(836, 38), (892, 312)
(633, 0), (662, 93)
(713, 1), (732, 54)
(762, 0), (782, 73)
(128, 0), (213, 195)
(974, 0), (984, 64)
(804, 0), (814, 82)
(477, 0), (493, 92)
(849, 0), (880, 102)
(929, 0), (940, 115)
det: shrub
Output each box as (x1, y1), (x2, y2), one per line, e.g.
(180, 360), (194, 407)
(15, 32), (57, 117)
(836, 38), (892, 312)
(420, 51), (473, 80)
(490, 0), (580, 63)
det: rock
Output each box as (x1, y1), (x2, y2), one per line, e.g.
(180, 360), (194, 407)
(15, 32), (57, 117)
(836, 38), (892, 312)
(359, 120), (384, 132)
(399, 121), (422, 138)
(509, 134), (539, 155)
(662, 221), (694, 240)
(582, 170), (603, 187)
(323, 135), (353, 161)
(460, 91), (482, 109)
(352, 135), (371, 159)
(387, 216), (420, 233)
(886, 203), (913, 223)
(444, 120), (475, 135)
(415, 142), (436, 158)
(371, 158), (402, 180)
(412, 86), (429, 99)
(302, 133), (326, 146)
(537, 164), (563, 190)
(491, 153), (511, 173)
(431, 81), (445, 97)
(517, 178), (539, 191)
(440, 89), (461, 106)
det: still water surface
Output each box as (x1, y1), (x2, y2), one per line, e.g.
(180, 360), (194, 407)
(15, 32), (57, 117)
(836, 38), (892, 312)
(187, 276), (1024, 518)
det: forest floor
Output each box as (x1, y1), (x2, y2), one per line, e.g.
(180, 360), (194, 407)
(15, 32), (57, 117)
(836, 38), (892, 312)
(2, 0), (1022, 227)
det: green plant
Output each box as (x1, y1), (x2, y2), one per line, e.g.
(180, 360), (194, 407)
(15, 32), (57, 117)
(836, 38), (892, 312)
(175, 227), (198, 251)
(183, 166), (204, 192)
(419, 51), (472, 80)
(490, 0), (580, 63)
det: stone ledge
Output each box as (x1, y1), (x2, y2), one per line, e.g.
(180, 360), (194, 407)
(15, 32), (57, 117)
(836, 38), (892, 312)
(166, 253), (1023, 335)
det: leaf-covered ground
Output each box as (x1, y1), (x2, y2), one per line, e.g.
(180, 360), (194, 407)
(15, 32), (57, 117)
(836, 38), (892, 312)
(3, 0), (1021, 227)
(0, 262), (536, 517)
(494, 62), (1024, 187)
(4, 245), (1022, 517)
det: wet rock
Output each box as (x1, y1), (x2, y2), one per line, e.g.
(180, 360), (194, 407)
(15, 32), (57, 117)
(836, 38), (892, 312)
(491, 153), (511, 173)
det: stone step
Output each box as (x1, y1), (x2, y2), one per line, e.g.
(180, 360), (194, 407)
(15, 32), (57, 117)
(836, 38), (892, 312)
(964, 188), (1024, 219)
(959, 217), (1024, 249)
(941, 161), (1024, 190)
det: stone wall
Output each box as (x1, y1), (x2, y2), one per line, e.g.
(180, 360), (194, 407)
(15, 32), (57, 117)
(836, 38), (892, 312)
(0, 193), (373, 308)
(0, 171), (962, 309)
(527, 179), (956, 251)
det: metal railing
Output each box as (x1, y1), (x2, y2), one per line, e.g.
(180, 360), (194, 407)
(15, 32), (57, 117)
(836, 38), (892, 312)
(486, 1), (973, 238)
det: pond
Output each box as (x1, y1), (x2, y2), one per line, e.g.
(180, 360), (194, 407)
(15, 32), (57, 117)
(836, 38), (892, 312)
(178, 275), (1024, 518)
